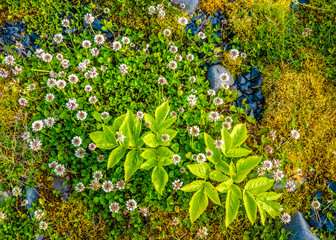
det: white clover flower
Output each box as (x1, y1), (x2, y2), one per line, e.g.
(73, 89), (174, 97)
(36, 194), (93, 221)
(93, 171), (103, 180)
(91, 47), (99, 56)
(136, 111), (144, 121)
(311, 200), (321, 210)
(163, 29), (171, 36)
(148, 6), (156, 15)
(263, 160), (273, 170)
(84, 85), (93, 92)
(161, 134), (170, 142)
(121, 36), (130, 45)
(198, 32), (206, 39)
(102, 181), (113, 193)
(68, 74), (78, 84)
(42, 53), (53, 62)
(4, 55), (15, 66)
(190, 125), (200, 137)
(29, 138), (42, 151)
(116, 180), (126, 190)
(84, 13), (95, 24)
(171, 154), (181, 165)
(76, 111), (87, 121)
(157, 77), (167, 85)
(109, 202), (120, 213)
(186, 54), (194, 61)
(75, 182), (85, 192)
(57, 80), (66, 89)
(112, 41), (122, 51)
(126, 199), (137, 211)
(196, 153), (206, 163)
(213, 97), (223, 106)
(229, 49), (239, 60)
(101, 111), (109, 120)
(71, 136), (82, 147)
(89, 96), (98, 104)
(104, 8), (110, 14)
(82, 40), (92, 49)
(197, 227), (208, 239)
(178, 17), (188, 26)
(55, 164), (66, 176)
(18, 98), (28, 106)
(21, 132), (30, 141)
(34, 209), (44, 220)
(291, 130), (300, 139)
(172, 179), (183, 190)
(53, 33), (63, 44)
(116, 131), (126, 143)
(207, 89), (216, 96)
(44, 117), (55, 127)
(39, 221), (48, 231)
(48, 161), (58, 168)
(75, 148), (86, 158)
(61, 19), (70, 28)
(273, 169), (284, 182)
(94, 34), (105, 45)
(32, 120), (44, 132)
(209, 111), (220, 122)
(281, 213), (291, 224)
(222, 121), (231, 130)
(12, 187), (22, 197)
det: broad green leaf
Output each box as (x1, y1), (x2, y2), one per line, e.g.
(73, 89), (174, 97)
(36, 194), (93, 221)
(187, 163), (211, 179)
(256, 198), (281, 219)
(216, 179), (233, 193)
(257, 192), (282, 201)
(158, 129), (178, 146)
(89, 131), (117, 150)
(230, 124), (248, 148)
(152, 166), (168, 195)
(244, 178), (274, 195)
(142, 133), (158, 148)
(209, 170), (229, 182)
(221, 127), (232, 155)
(225, 184), (241, 227)
(190, 190), (208, 222)
(159, 157), (173, 166)
(119, 112), (132, 147)
(215, 161), (230, 175)
(112, 114), (125, 131)
(204, 133), (221, 163)
(103, 124), (117, 143)
(124, 149), (143, 181)
(144, 113), (157, 133)
(107, 146), (126, 169)
(229, 161), (237, 177)
(226, 148), (252, 158)
(256, 200), (267, 225)
(181, 180), (204, 192)
(204, 182), (221, 205)
(243, 190), (257, 224)
(141, 149), (157, 160)
(233, 156), (262, 183)
(140, 158), (158, 170)
(159, 118), (176, 130)
(155, 101), (169, 125)
(157, 147), (174, 158)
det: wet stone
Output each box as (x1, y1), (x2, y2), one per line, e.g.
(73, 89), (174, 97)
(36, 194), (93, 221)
(284, 212), (319, 240)
(308, 218), (323, 230)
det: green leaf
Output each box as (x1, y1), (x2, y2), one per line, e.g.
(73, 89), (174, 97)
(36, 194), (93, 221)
(204, 182), (221, 205)
(159, 118), (176, 130)
(112, 114), (125, 131)
(257, 192), (282, 201)
(140, 158), (158, 170)
(155, 101), (169, 126)
(158, 129), (178, 146)
(159, 157), (173, 166)
(256, 200), (267, 225)
(256, 198), (281, 219)
(107, 146), (126, 169)
(181, 180), (204, 192)
(157, 147), (174, 158)
(209, 170), (229, 182)
(92, 111), (102, 122)
(226, 148), (252, 158)
(144, 113), (157, 133)
(244, 178), (274, 195)
(187, 163), (211, 179)
(141, 149), (157, 160)
(190, 190), (208, 222)
(243, 190), (257, 224)
(216, 179), (233, 193)
(152, 166), (168, 195)
(215, 161), (230, 175)
(225, 184), (241, 227)
(204, 133), (221, 163)
(142, 133), (158, 148)
(89, 131), (117, 150)
(124, 149), (143, 181)
(221, 126), (232, 155)
(233, 156), (262, 183)
(230, 124), (248, 148)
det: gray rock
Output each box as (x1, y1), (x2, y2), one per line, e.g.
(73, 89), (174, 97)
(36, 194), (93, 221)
(207, 65), (234, 93)
(172, 0), (200, 14)
(248, 102), (257, 110)
(25, 187), (39, 218)
(284, 212), (320, 240)
(53, 176), (69, 201)
(0, 188), (11, 203)
(274, 182), (286, 190)
(308, 218), (323, 230)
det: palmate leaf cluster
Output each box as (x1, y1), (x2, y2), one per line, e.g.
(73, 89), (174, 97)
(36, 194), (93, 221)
(182, 124), (281, 226)
(90, 101), (177, 195)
